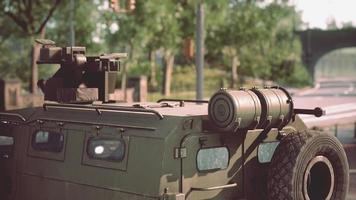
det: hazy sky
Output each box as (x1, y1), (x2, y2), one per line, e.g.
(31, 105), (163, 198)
(294, 0), (356, 29)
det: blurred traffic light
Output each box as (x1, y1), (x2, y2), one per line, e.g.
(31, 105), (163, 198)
(110, 0), (119, 12)
(126, 0), (136, 11)
(183, 38), (194, 59)
(110, 0), (135, 13)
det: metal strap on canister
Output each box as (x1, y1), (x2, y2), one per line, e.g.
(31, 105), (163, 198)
(251, 86), (293, 129)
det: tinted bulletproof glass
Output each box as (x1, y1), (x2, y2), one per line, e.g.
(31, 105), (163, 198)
(197, 147), (229, 171)
(0, 136), (14, 159)
(258, 142), (280, 163)
(32, 130), (64, 152)
(87, 137), (125, 162)
(0, 136), (14, 146)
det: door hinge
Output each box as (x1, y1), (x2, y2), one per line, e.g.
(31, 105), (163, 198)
(174, 147), (187, 159)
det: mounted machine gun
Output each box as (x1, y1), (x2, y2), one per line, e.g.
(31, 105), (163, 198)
(36, 39), (127, 103)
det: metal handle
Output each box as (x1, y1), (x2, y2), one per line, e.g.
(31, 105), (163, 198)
(0, 112), (27, 122)
(43, 103), (164, 120)
(157, 99), (209, 104)
(191, 183), (237, 191)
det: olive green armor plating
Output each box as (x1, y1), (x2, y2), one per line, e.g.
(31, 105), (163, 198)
(0, 42), (349, 200)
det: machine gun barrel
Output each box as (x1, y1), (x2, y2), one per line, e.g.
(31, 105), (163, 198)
(294, 107), (325, 118)
(100, 53), (128, 60)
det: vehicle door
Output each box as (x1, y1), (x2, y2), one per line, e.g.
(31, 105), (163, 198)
(181, 132), (243, 200)
(0, 123), (17, 200)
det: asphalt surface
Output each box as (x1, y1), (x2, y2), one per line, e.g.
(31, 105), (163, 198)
(345, 144), (356, 200)
(291, 78), (356, 199)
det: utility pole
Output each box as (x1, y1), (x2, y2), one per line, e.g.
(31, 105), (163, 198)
(196, 3), (204, 100)
(69, 0), (75, 46)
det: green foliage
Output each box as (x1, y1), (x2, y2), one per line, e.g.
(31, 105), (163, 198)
(0, 0), (62, 89)
(105, 0), (183, 63)
(0, 37), (31, 81)
(171, 65), (227, 94)
(127, 61), (151, 77)
(0, 0), (61, 35)
(205, 1), (310, 87)
(47, 0), (106, 53)
(0, 0), (315, 93)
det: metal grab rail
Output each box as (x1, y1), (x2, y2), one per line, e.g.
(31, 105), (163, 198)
(26, 118), (156, 131)
(43, 103), (164, 120)
(157, 99), (209, 104)
(191, 183), (237, 191)
(0, 112), (27, 122)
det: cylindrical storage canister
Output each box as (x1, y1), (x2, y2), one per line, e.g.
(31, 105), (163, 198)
(208, 89), (262, 132)
(251, 87), (293, 129)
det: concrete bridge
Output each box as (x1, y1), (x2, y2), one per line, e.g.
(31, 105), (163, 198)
(296, 28), (356, 78)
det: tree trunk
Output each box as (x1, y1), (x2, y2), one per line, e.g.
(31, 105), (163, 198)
(230, 55), (240, 88)
(149, 50), (158, 91)
(162, 51), (174, 96)
(30, 28), (46, 94)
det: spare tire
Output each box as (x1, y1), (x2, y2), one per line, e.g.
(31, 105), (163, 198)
(267, 131), (349, 200)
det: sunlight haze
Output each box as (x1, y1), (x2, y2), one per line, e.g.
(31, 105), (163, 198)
(294, 0), (356, 29)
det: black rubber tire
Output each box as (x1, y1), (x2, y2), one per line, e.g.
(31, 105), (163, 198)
(267, 130), (349, 200)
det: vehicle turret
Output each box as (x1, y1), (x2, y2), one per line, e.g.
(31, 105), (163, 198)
(35, 39), (127, 103)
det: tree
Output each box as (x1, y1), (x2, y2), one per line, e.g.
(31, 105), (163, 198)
(0, 0), (61, 93)
(105, 0), (182, 96)
(0, 11), (31, 81)
(208, 1), (269, 88)
(46, 0), (105, 52)
(205, 0), (309, 87)
(257, 2), (309, 85)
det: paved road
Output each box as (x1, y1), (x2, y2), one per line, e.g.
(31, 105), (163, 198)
(293, 78), (356, 127)
(290, 78), (356, 199)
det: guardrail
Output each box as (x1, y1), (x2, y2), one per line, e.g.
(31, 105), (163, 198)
(331, 122), (356, 139)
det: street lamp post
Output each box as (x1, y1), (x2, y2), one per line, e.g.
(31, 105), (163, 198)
(69, 0), (75, 46)
(196, 3), (204, 100)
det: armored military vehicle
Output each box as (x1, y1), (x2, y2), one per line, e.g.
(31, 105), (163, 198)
(0, 41), (349, 200)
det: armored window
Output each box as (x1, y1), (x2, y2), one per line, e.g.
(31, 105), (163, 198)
(257, 141), (280, 163)
(0, 136), (14, 159)
(87, 137), (125, 162)
(32, 130), (64, 153)
(197, 147), (229, 171)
